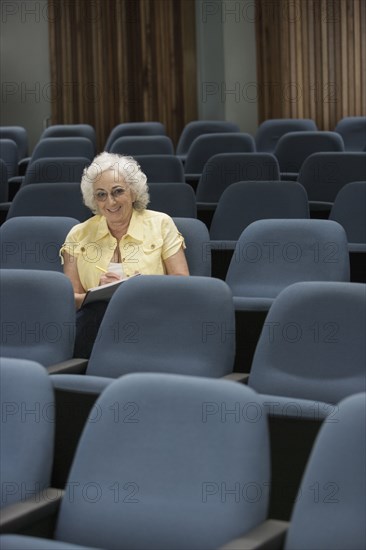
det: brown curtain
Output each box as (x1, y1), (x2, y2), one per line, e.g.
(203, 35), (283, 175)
(48, 0), (197, 151)
(256, 0), (366, 129)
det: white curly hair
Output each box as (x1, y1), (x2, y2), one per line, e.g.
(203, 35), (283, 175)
(81, 152), (150, 214)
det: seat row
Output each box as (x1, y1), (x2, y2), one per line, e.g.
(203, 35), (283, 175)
(1, 181), (365, 277)
(1, 147), (365, 225)
(1, 116), (365, 193)
(1, 115), (365, 164)
(0, 354), (365, 549)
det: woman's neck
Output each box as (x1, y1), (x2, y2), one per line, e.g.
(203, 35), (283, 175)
(107, 215), (132, 241)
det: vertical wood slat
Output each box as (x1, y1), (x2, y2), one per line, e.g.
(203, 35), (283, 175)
(48, 0), (197, 151)
(256, 0), (366, 129)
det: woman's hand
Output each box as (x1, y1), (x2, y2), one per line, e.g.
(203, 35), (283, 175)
(99, 272), (122, 286)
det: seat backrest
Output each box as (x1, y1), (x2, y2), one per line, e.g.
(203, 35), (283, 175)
(274, 131), (344, 174)
(23, 157), (90, 185)
(109, 135), (174, 156)
(255, 118), (318, 152)
(55, 372), (269, 550)
(297, 152), (366, 202)
(105, 122), (166, 151)
(248, 281), (366, 403)
(0, 269), (75, 366)
(40, 124), (96, 153)
(0, 139), (19, 179)
(0, 216), (79, 271)
(148, 183), (196, 218)
(334, 116), (366, 151)
(196, 153), (280, 203)
(0, 126), (28, 159)
(87, 275), (235, 378)
(6, 182), (91, 221)
(184, 133), (256, 175)
(134, 154), (184, 183)
(0, 357), (55, 508)
(285, 392), (366, 550)
(210, 181), (309, 240)
(225, 219), (350, 298)
(30, 137), (94, 162)
(176, 120), (240, 157)
(329, 181), (366, 243)
(173, 217), (211, 276)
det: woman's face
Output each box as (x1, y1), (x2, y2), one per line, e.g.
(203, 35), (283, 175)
(93, 169), (135, 225)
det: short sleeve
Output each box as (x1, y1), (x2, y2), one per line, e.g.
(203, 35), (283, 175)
(160, 215), (186, 261)
(59, 225), (82, 264)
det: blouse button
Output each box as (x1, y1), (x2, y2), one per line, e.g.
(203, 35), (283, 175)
(151, 244), (155, 249)
(80, 247), (85, 252)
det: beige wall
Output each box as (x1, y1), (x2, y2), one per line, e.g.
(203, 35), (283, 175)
(196, 0), (259, 134)
(0, 0), (51, 151)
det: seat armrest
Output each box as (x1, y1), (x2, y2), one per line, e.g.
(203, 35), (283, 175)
(219, 519), (289, 550)
(196, 202), (218, 211)
(0, 488), (64, 534)
(279, 172), (298, 181)
(209, 240), (237, 251)
(46, 358), (88, 375)
(18, 157), (31, 176)
(184, 173), (201, 181)
(223, 372), (249, 384)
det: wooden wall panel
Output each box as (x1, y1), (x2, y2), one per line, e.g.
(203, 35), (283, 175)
(256, 0), (366, 129)
(48, 0), (197, 151)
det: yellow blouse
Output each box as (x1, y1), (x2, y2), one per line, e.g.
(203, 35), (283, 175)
(60, 209), (185, 290)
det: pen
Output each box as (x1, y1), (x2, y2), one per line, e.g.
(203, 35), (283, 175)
(95, 265), (108, 273)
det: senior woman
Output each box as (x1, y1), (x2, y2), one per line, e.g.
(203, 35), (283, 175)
(60, 151), (189, 357)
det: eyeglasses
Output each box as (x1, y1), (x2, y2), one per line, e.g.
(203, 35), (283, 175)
(93, 187), (126, 202)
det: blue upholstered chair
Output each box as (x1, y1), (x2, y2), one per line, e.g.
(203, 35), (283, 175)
(297, 151), (366, 214)
(134, 154), (185, 182)
(105, 122), (166, 151)
(0, 373), (270, 549)
(284, 392), (366, 550)
(40, 125), (96, 155)
(226, 219), (350, 312)
(0, 216), (79, 271)
(184, 133), (256, 181)
(225, 218), (350, 383)
(0, 358), (55, 510)
(59, 275), (235, 379)
(176, 120), (240, 162)
(273, 131), (344, 180)
(0, 139), (18, 179)
(248, 282), (366, 403)
(255, 118), (317, 152)
(0, 269), (76, 367)
(195, 152), (280, 208)
(329, 181), (366, 282)
(110, 135), (174, 156)
(221, 392), (366, 549)
(329, 181), (366, 248)
(30, 137), (94, 163)
(0, 126), (28, 161)
(210, 180), (309, 242)
(334, 116), (366, 151)
(148, 182), (196, 218)
(245, 280), (365, 521)
(22, 157), (90, 185)
(6, 182), (91, 221)
(173, 217), (211, 276)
